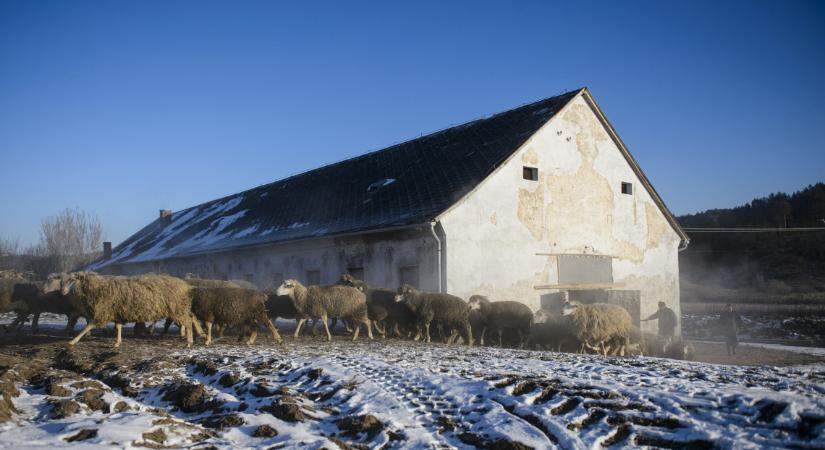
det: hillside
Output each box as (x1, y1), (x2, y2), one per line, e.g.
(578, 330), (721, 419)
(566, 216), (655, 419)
(678, 183), (825, 302)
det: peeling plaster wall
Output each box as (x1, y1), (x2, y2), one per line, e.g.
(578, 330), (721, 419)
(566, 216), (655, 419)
(98, 230), (439, 293)
(439, 94), (682, 334)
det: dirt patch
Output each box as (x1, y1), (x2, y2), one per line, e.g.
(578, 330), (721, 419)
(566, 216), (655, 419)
(327, 436), (369, 450)
(142, 428), (167, 444)
(335, 414), (383, 439)
(191, 359), (218, 376)
(49, 398), (80, 418)
(201, 413), (244, 430)
(76, 388), (109, 412)
(162, 382), (219, 413)
(262, 401), (306, 422)
(64, 428), (97, 442)
(252, 424), (279, 438)
(218, 372), (241, 387)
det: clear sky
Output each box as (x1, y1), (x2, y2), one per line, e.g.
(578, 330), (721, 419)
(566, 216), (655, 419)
(1, 0), (824, 247)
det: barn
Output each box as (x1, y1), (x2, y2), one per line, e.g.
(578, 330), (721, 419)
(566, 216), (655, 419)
(89, 88), (689, 334)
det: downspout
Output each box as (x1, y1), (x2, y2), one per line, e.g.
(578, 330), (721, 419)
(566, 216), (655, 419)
(678, 236), (690, 252)
(429, 221), (443, 293)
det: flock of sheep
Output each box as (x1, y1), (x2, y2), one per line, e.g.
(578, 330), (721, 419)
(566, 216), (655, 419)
(0, 270), (692, 359)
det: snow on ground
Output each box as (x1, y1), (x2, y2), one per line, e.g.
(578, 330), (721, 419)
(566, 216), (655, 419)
(1, 337), (824, 449)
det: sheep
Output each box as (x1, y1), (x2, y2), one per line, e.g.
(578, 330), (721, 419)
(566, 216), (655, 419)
(275, 279), (372, 341)
(337, 274), (416, 338)
(42, 272), (203, 348)
(159, 276), (251, 336)
(264, 291), (329, 337)
(467, 295), (532, 348)
(627, 330), (695, 360)
(7, 291), (83, 335)
(526, 308), (580, 352)
(190, 286), (282, 345)
(561, 302), (633, 356)
(394, 285), (472, 346)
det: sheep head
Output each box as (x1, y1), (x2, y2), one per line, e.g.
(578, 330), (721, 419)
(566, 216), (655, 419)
(338, 274), (367, 293)
(533, 308), (555, 324)
(394, 284), (417, 303)
(561, 301), (579, 316)
(275, 279), (300, 297)
(42, 272), (71, 295)
(467, 295), (489, 311)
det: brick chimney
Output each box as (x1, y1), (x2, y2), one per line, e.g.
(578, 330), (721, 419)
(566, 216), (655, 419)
(159, 209), (172, 226)
(103, 242), (112, 260)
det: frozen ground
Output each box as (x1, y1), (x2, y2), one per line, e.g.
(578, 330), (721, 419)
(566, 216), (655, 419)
(0, 331), (824, 449)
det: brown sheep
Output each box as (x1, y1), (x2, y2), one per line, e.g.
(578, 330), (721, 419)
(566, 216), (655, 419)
(7, 291), (84, 335)
(275, 279), (372, 341)
(338, 274), (416, 338)
(42, 272), (203, 348)
(467, 295), (532, 348)
(562, 302), (633, 356)
(394, 285), (472, 346)
(191, 286), (282, 345)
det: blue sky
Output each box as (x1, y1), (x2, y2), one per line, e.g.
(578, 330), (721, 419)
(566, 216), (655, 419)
(1, 0), (824, 247)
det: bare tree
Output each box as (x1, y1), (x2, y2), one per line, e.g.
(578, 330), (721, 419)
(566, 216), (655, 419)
(0, 237), (23, 271)
(28, 208), (104, 277)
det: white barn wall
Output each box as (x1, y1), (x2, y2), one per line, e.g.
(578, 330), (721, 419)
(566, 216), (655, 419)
(438, 94), (682, 334)
(100, 230), (440, 293)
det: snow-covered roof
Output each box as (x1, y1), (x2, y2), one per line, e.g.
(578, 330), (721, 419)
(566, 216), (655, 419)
(90, 90), (581, 269)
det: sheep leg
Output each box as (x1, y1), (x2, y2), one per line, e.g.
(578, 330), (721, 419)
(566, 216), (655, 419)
(479, 327), (486, 346)
(373, 320), (385, 338)
(205, 322), (213, 345)
(162, 318), (174, 335)
(294, 318), (306, 338)
(498, 329), (504, 348)
(185, 319), (194, 348)
(424, 321), (432, 343)
(31, 313), (41, 334)
(246, 329), (258, 345)
(464, 322), (473, 347)
(517, 329), (525, 349)
(322, 315), (333, 341)
(66, 315), (78, 335)
(191, 314), (204, 337)
(114, 323), (123, 349)
(68, 323), (95, 346)
(310, 318), (319, 336)
(364, 318), (373, 340)
(264, 319), (282, 344)
(7, 315), (24, 333)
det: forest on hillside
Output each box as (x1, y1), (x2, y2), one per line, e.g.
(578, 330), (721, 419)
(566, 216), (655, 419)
(678, 183), (825, 298)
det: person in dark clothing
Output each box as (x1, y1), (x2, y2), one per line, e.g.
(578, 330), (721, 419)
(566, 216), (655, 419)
(642, 301), (678, 347)
(719, 304), (743, 356)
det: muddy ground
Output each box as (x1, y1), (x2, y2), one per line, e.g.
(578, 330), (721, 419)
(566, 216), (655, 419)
(0, 326), (824, 448)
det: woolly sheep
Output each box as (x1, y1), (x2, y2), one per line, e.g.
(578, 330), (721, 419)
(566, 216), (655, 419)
(275, 279), (372, 341)
(0, 276), (37, 315)
(394, 285), (473, 346)
(467, 295), (532, 348)
(561, 302), (633, 356)
(42, 272), (203, 348)
(191, 286), (282, 345)
(338, 274), (416, 338)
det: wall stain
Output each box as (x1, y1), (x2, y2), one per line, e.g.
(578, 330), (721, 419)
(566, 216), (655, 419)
(517, 177), (545, 241)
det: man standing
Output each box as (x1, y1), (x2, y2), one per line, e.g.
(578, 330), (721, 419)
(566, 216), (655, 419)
(719, 304), (743, 356)
(642, 301), (678, 347)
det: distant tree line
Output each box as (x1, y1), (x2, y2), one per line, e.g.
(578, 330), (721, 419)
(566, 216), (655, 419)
(678, 183), (825, 292)
(0, 208), (104, 279)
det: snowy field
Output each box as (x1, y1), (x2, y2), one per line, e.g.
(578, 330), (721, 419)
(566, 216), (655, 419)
(1, 331), (824, 449)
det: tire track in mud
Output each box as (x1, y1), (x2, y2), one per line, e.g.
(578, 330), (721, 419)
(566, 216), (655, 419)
(334, 354), (462, 449)
(332, 353), (559, 449)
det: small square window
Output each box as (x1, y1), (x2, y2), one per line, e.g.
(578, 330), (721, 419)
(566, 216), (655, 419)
(621, 182), (633, 195)
(306, 270), (321, 286)
(523, 166), (538, 181)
